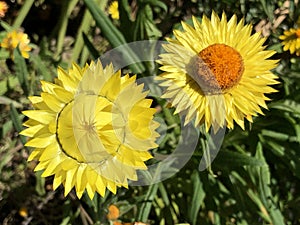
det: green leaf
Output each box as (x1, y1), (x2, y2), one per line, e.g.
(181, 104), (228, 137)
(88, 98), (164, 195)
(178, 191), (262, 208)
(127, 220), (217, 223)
(137, 183), (159, 222)
(71, 0), (105, 63)
(119, 0), (134, 41)
(0, 78), (8, 95)
(149, 0), (168, 12)
(261, 129), (290, 141)
(1, 120), (13, 138)
(0, 21), (13, 31)
(188, 171), (205, 225)
(12, 0), (35, 28)
(83, 0), (145, 73)
(0, 96), (22, 108)
(30, 54), (53, 81)
(82, 32), (100, 59)
(258, 134), (285, 157)
(0, 144), (14, 173)
(269, 99), (300, 115)
(158, 183), (170, 206)
(35, 170), (46, 196)
(9, 103), (26, 145)
(14, 48), (29, 96)
(213, 150), (266, 167)
(53, 0), (80, 59)
(254, 143), (285, 225)
(59, 216), (71, 225)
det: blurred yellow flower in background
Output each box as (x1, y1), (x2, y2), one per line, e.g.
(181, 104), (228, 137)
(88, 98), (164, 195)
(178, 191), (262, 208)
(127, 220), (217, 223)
(157, 12), (278, 132)
(19, 207), (28, 218)
(1, 30), (32, 59)
(279, 28), (300, 56)
(108, 1), (119, 20)
(0, 1), (8, 18)
(107, 204), (120, 220)
(21, 61), (159, 199)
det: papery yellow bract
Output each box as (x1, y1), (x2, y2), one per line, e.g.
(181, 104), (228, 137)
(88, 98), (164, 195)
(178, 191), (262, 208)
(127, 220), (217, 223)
(21, 61), (160, 199)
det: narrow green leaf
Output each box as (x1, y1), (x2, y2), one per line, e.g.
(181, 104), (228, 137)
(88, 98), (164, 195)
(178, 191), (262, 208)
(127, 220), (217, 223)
(149, 0), (168, 12)
(0, 78), (8, 95)
(1, 120), (12, 138)
(259, 0), (274, 21)
(71, 0), (105, 63)
(213, 150), (266, 167)
(0, 49), (10, 59)
(0, 145), (14, 173)
(30, 54), (53, 81)
(137, 183), (159, 222)
(79, 46), (90, 67)
(258, 134), (285, 157)
(0, 21), (13, 31)
(83, 0), (145, 73)
(158, 183), (170, 206)
(119, 0), (134, 41)
(188, 171), (205, 225)
(269, 99), (300, 115)
(12, 0), (35, 28)
(14, 48), (29, 96)
(261, 129), (289, 141)
(35, 170), (46, 196)
(0, 96), (23, 108)
(254, 143), (285, 225)
(59, 217), (71, 225)
(82, 32), (100, 59)
(54, 0), (80, 59)
(247, 189), (272, 223)
(10, 103), (26, 145)
(71, 9), (93, 63)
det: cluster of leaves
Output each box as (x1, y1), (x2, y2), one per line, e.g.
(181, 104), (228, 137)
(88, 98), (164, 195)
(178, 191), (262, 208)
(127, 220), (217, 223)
(0, 0), (300, 224)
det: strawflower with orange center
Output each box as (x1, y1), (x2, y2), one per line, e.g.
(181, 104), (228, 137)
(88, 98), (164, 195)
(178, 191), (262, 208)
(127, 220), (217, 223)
(280, 27), (300, 56)
(1, 30), (32, 59)
(157, 12), (278, 131)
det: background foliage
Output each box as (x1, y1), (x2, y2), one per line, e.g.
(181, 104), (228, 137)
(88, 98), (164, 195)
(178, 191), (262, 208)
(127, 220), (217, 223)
(0, 0), (299, 224)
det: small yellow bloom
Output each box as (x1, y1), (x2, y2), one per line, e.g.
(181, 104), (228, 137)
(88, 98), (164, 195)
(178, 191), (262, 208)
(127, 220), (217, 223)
(108, 1), (119, 20)
(21, 61), (159, 199)
(1, 30), (32, 59)
(19, 207), (28, 218)
(113, 222), (123, 225)
(0, 1), (8, 18)
(157, 12), (278, 131)
(279, 28), (300, 56)
(107, 204), (120, 220)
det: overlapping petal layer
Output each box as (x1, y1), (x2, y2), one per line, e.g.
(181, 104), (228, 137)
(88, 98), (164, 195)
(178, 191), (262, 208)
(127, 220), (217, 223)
(21, 61), (159, 199)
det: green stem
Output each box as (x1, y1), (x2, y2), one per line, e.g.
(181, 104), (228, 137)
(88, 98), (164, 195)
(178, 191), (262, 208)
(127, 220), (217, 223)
(13, 0), (35, 28)
(71, 0), (105, 64)
(84, 0), (145, 73)
(137, 183), (159, 222)
(54, 0), (80, 59)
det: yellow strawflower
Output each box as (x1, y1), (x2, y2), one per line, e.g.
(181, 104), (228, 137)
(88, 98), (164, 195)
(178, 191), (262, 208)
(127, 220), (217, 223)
(1, 30), (32, 59)
(21, 61), (159, 199)
(157, 12), (279, 132)
(108, 1), (119, 20)
(279, 27), (300, 56)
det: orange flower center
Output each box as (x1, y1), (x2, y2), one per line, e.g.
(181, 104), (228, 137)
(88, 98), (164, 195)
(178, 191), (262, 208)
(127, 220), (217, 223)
(190, 43), (244, 94)
(296, 29), (300, 38)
